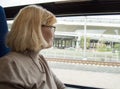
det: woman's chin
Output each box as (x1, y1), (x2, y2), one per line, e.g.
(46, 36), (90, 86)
(44, 44), (53, 49)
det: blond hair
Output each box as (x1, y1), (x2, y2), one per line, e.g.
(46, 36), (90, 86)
(7, 5), (56, 52)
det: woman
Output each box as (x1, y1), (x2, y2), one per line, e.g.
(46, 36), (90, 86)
(0, 5), (66, 89)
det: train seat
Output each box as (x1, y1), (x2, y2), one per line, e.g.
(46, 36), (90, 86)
(0, 6), (10, 57)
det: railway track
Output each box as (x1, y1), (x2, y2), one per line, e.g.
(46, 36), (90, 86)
(46, 58), (120, 67)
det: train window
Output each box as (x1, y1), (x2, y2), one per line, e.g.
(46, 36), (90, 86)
(40, 15), (120, 89)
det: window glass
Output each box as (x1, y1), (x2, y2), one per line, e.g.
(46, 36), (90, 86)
(42, 15), (120, 62)
(41, 15), (120, 89)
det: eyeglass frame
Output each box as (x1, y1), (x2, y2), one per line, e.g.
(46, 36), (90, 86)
(42, 25), (56, 32)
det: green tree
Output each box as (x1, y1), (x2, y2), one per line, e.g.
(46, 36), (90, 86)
(114, 43), (120, 60)
(96, 39), (107, 52)
(80, 36), (90, 49)
(114, 43), (120, 51)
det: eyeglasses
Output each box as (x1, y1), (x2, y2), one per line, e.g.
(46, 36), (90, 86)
(42, 25), (56, 32)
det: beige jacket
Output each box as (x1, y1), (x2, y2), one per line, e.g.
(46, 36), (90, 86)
(0, 52), (66, 89)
